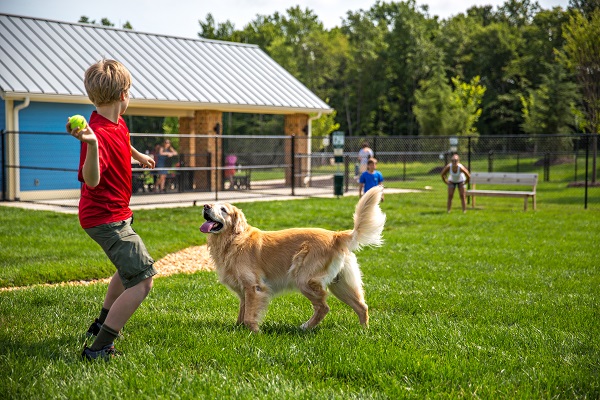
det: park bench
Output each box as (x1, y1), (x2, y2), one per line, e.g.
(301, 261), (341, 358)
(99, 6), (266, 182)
(466, 172), (538, 211)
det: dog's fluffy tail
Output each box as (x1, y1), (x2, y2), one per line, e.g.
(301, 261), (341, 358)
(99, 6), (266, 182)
(349, 186), (385, 251)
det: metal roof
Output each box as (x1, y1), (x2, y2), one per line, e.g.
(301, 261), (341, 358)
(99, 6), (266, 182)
(0, 13), (332, 115)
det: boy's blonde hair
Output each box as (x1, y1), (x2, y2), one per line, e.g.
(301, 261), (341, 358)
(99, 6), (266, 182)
(84, 59), (131, 106)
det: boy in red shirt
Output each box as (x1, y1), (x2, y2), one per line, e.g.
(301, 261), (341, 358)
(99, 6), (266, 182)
(67, 59), (156, 360)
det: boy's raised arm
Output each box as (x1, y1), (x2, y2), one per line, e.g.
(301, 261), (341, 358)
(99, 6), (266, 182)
(67, 118), (100, 188)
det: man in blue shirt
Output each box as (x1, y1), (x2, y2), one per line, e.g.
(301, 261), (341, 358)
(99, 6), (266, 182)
(359, 158), (384, 201)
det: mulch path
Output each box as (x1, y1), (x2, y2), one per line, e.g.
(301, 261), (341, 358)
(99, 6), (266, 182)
(0, 245), (215, 292)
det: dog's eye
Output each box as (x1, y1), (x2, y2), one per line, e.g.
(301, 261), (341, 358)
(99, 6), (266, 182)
(221, 207), (228, 214)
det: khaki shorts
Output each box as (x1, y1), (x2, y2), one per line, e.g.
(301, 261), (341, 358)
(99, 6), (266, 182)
(85, 217), (157, 289)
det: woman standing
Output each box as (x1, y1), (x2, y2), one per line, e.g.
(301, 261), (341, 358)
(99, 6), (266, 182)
(441, 154), (471, 213)
(155, 139), (178, 192)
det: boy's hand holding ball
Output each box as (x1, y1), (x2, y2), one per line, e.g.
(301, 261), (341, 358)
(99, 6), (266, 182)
(67, 115), (96, 144)
(68, 115), (87, 131)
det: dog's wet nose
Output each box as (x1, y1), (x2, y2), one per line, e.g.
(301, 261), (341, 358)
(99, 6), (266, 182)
(203, 204), (211, 210)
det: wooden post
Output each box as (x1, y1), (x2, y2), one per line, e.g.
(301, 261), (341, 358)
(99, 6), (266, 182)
(284, 113), (309, 187)
(178, 111), (223, 191)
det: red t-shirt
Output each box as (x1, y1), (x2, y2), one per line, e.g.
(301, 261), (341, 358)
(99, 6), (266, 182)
(78, 111), (133, 229)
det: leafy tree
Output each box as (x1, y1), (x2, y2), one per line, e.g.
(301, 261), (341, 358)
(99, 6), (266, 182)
(368, 0), (442, 136)
(463, 22), (523, 135)
(71, 0), (594, 147)
(559, 8), (600, 181)
(413, 66), (452, 136)
(78, 16), (132, 29)
(465, 4), (499, 26)
(517, 7), (568, 86)
(310, 108), (341, 152)
(568, 0), (600, 18)
(338, 9), (387, 136)
(496, 0), (541, 27)
(449, 75), (486, 137)
(100, 18), (114, 27)
(198, 13), (236, 40)
(438, 14), (478, 78)
(560, 9), (600, 134)
(521, 63), (580, 158)
(235, 14), (283, 48)
(414, 70), (485, 137)
(521, 63), (579, 135)
(522, 64), (579, 161)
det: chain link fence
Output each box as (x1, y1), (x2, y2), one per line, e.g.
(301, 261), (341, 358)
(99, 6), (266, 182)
(1, 131), (598, 209)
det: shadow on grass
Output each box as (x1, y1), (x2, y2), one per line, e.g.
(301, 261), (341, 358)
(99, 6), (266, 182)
(195, 317), (319, 336)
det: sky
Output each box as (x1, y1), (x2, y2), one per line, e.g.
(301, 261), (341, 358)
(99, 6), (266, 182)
(1, 0), (570, 39)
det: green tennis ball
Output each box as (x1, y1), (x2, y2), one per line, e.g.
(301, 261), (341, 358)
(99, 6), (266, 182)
(69, 115), (87, 130)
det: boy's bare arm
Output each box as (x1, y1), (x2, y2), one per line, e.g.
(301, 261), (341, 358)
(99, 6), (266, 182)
(131, 146), (156, 169)
(67, 120), (100, 187)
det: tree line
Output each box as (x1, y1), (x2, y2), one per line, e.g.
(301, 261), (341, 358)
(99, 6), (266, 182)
(79, 0), (599, 140)
(195, 0), (599, 140)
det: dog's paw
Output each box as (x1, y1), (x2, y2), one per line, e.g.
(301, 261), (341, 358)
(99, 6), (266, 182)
(244, 322), (260, 333)
(300, 322), (310, 330)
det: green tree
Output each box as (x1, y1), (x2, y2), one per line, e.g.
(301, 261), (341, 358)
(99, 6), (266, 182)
(517, 7), (569, 87)
(521, 63), (579, 136)
(310, 109), (340, 152)
(413, 70), (485, 137)
(496, 0), (541, 27)
(198, 13), (236, 40)
(338, 9), (387, 135)
(465, 22), (523, 135)
(560, 9), (600, 134)
(376, 0), (442, 136)
(413, 67), (452, 136)
(449, 75), (486, 137)
(521, 63), (580, 158)
(78, 16), (132, 29)
(568, 0), (600, 18)
(559, 8), (600, 181)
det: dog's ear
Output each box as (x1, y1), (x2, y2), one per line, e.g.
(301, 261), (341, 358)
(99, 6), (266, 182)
(231, 206), (248, 235)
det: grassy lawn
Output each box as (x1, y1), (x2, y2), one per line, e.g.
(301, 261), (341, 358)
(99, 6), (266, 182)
(0, 191), (598, 399)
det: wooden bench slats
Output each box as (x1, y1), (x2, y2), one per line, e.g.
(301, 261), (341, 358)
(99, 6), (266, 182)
(466, 190), (535, 197)
(466, 172), (537, 211)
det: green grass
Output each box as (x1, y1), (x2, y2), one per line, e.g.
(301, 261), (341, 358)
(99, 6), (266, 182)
(0, 192), (599, 399)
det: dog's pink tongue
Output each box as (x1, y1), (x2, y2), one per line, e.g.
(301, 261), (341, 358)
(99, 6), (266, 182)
(200, 221), (217, 233)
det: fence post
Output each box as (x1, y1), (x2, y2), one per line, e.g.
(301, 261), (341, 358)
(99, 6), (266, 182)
(467, 137), (472, 204)
(488, 150), (493, 172)
(373, 136), (377, 158)
(574, 136), (579, 182)
(585, 134), (589, 209)
(291, 135), (295, 196)
(1, 130), (4, 201)
(467, 136), (472, 172)
(344, 155), (349, 193)
(214, 135), (219, 201)
(544, 153), (550, 182)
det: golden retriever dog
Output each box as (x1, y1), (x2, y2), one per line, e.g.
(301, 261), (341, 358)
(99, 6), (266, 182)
(200, 185), (385, 332)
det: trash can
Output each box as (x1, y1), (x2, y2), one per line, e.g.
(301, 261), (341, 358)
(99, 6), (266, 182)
(334, 173), (344, 197)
